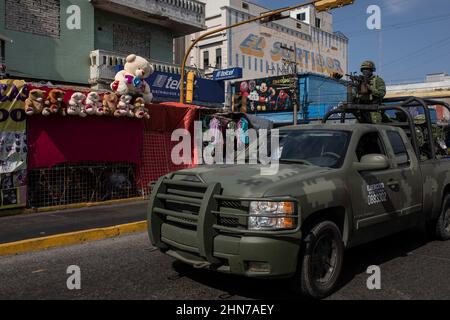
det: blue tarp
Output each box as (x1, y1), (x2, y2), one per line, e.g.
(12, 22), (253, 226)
(253, 73), (347, 124)
(299, 73), (347, 120)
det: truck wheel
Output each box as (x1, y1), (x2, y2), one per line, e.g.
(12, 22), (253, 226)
(293, 221), (344, 299)
(436, 195), (450, 241)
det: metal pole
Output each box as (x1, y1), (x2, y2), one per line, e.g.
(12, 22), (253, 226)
(293, 42), (298, 125)
(180, 0), (323, 104)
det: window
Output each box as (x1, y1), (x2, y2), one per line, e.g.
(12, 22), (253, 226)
(203, 50), (209, 69)
(356, 132), (386, 161)
(387, 131), (410, 167)
(315, 18), (321, 29)
(297, 13), (306, 21)
(278, 130), (351, 169)
(254, 58), (258, 71)
(242, 2), (249, 10)
(215, 48), (222, 69)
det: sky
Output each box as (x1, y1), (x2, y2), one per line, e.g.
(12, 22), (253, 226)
(253, 0), (450, 84)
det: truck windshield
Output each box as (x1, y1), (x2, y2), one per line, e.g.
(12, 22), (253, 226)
(278, 130), (351, 169)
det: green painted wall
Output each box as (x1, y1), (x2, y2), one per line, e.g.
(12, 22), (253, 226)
(94, 10), (174, 63)
(0, 1), (175, 84)
(0, 0), (95, 84)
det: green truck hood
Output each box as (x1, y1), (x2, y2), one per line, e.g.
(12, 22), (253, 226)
(174, 164), (332, 198)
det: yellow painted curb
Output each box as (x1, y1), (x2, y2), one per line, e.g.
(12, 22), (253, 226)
(0, 221), (148, 256)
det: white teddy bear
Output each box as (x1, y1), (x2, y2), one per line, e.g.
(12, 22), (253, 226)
(111, 54), (154, 104)
(85, 92), (103, 116)
(68, 92), (87, 118)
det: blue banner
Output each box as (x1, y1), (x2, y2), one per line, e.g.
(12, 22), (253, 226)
(212, 68), (243, 81)
(147, 71), (224, 105)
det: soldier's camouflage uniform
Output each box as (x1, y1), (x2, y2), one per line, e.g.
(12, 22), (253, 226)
(414, 114), (448, 160)
(354, 76), (387, 104)
(353, 61), (387, 105)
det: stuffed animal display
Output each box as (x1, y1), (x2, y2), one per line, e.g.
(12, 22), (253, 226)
(24, 86), (150, 120)
(111, 54), (154, 104)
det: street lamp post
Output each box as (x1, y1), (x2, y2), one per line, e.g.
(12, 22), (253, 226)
(179, 0), (354, 104)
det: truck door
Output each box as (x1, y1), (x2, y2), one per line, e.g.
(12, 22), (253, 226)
(351, 130), (421, 236)
(384, 130), (423, 224)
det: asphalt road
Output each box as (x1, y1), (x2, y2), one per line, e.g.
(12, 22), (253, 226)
(1, 228), (450, 300)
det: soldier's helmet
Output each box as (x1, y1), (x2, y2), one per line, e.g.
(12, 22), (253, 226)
(414, 114), (426, 125)
(361, 60), (376, 72)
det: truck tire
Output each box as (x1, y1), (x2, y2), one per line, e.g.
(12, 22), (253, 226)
(436, 195), (450, 241)
(292, 221), (344, 299)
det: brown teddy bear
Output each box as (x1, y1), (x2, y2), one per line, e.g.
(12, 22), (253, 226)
(134, 97), (150, 120)
(43, 89), (66, 116)
(25, 89), (46, 116)
(102, 92), (120, 117)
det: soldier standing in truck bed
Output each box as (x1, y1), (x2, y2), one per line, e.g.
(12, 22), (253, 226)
(352, 60), (387, 105)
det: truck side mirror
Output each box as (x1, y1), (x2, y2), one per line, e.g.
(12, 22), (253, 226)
(354, 154), (390, 172)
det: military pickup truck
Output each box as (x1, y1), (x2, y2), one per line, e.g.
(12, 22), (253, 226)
(148, 97), (450, 299)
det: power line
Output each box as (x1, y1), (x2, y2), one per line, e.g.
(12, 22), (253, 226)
(381, 35), (450, 69)
(382, 45), (450, 76)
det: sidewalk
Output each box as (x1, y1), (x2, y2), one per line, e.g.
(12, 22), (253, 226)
(0, 200), (148, 245)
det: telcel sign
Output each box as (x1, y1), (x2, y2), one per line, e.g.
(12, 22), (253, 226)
(213, 68), (243, 81)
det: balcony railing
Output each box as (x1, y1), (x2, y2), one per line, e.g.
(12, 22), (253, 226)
(91, 0), (206, 36)
(89, 50), (196, 89)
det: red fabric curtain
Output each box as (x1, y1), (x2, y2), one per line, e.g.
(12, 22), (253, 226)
(28, 116), (144, 169)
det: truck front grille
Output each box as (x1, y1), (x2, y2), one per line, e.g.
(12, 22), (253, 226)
(152, 175), (248, 230)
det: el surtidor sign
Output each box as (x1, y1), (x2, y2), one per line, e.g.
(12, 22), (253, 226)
(235, 26), (345, 76)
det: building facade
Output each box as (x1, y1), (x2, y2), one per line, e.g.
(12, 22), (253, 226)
(0, 0), (206, 86)
(387, 73), (450, 105)
(179, 0), (348, 105)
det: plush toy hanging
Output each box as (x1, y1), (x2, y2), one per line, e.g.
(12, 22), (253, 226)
(117, 95), (133, 117)
(42, 89), (65, 116)
(85, 92), (103, 116)
(25, 89), (46, 116)
(68, 92), (87, 118)
(102, 92), (119, 117)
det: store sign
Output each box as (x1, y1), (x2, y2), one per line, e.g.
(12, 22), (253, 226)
(147, 71), (224, 104)
(212, 68), (243, 81)
(232, 23), (346, 77)
(0, 79), (28, 209)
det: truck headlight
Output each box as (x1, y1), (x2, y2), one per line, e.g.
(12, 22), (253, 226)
(248, 201), (297, 231)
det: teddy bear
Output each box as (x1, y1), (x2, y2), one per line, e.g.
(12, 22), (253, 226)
(117, 95), (133, 117)
(85, 92), (103, 116)
(133, 97), (150, 120)
(102, 92), (120, 117)
(25, 89), (46, 116)
(68, 92), (87, 118)
(110, 54), (154, 104)
(42, 89), (65, 116)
